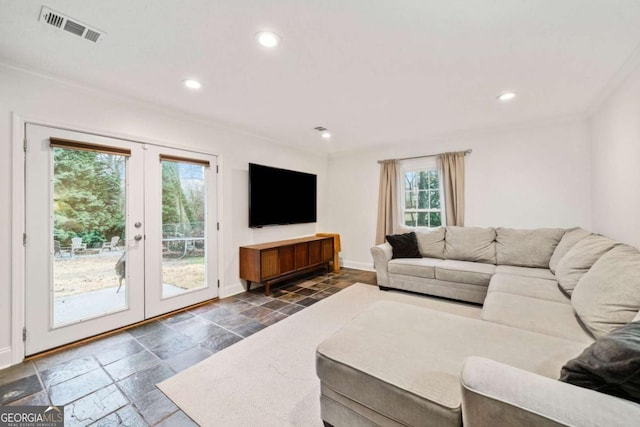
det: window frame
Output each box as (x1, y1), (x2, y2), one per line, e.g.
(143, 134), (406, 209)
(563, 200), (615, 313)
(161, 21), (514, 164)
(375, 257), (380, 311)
(398, 157), (446, 229)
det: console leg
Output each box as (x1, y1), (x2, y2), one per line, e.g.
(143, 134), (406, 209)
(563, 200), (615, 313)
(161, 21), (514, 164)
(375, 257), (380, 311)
(265, 282), (271, 296)
(246, 281), (252, 292)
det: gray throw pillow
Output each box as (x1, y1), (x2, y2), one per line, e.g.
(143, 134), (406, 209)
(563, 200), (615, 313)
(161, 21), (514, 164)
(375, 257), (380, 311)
(496, 228), (564, 268)
(560, 321), (640, 404)
(549, 227), (591, 273)
(572, 245), (640, 338)
(555, 235), (618, 295)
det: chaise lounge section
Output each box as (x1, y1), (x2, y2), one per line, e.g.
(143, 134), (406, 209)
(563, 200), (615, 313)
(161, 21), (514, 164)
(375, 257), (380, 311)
(317, 226), (640, 426)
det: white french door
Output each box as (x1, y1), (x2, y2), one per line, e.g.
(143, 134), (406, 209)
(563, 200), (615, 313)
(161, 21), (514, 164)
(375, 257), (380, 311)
(24, 124), (218, 355)
(143, 145), (218, 318)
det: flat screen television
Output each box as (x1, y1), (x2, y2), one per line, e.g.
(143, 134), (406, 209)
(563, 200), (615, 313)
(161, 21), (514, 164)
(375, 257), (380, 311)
(249, 163), (317, 228)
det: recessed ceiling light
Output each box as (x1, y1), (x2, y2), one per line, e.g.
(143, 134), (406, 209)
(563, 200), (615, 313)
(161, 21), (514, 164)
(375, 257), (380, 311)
(256, 31), (280, 48)
(314, 126), (331, 139)
(497, 92), (516, 102)
(184, 79), (202, 90)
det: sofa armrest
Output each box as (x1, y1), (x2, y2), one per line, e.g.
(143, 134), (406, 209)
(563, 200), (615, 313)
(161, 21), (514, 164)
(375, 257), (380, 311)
(370, 243), (393, 286)
(461, 357), (640, 427)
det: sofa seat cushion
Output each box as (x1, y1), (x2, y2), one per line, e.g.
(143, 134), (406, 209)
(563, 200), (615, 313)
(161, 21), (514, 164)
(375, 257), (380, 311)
(494, 265), (556, 281)
(444, 227), (497, 264)
(496, 227), (564, 268)
(435, 260), (495, 286)
(488, 273), (569, 304)
(316, 301), (587, 427)
(388, 257), (443, 279)
(481, 292), (594, 344)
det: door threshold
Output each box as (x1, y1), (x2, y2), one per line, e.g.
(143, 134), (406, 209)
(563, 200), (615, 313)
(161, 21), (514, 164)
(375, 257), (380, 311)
(25, 297), (219, 361)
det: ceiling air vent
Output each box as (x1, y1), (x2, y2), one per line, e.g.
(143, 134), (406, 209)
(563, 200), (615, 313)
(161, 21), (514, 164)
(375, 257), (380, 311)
(39, 6), (105, 43)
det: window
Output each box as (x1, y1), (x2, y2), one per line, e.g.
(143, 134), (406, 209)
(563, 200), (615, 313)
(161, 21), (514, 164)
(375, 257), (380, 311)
(400, 158), (444, 228)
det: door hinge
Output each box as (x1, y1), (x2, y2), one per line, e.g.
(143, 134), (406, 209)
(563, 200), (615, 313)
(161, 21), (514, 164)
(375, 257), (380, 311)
(23, 233), (27, 246)
(217, 222), (220, 231)
(23, 138), (27, 152)
(22, 327), (27, 342)
(216, 165), (219, 174)
(217, 279), (220, 288)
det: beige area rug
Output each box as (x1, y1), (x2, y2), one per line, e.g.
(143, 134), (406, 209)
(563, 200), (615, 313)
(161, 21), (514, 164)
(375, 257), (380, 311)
(158, 283), (481, 427)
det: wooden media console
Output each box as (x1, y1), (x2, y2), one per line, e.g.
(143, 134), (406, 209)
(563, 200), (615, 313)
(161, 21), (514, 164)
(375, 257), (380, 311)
(239, 235), (335, 295)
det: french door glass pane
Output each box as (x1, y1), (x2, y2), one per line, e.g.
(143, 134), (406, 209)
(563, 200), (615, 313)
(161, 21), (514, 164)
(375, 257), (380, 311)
(161, 160), (206, 298)
(53, 148), (127, 326)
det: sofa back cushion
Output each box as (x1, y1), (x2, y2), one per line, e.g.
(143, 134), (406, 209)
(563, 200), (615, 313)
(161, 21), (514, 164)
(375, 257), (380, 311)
(571, 245), (640, 338)
(399, 227), (445, 259)
(444, 227), (496, 264)
(549, 227), (591, 273)
(495, 228), (564, 268)
(556, 235), (618, 295)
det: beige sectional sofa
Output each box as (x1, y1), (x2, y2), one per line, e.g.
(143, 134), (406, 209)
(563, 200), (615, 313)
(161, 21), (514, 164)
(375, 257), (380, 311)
(315, 227), (640, 426)
(370, 226), (569, 304)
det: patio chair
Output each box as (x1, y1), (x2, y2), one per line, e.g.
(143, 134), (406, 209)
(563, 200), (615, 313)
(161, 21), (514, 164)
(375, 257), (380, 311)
(71, 237), (87, 255)
(54, 240), (72, 257)
(101, 236), (120, 252)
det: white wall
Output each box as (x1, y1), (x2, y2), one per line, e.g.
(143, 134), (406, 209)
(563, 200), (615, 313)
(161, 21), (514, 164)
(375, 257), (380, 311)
(590, 64), (640, 248)
(327, 120), (592, 269)
(0, 65), (328, 366)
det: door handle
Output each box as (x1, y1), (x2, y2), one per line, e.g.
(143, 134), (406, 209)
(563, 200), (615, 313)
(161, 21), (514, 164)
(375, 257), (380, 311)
(134, 234), (143, 241)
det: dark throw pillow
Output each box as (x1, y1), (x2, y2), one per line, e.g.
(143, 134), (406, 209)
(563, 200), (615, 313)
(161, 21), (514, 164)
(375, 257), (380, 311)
(560, 321), (640, 403)
(386, 232), (421, 259)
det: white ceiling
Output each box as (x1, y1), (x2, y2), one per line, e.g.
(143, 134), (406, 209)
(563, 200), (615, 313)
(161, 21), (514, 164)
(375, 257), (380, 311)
(2, 0), (640, 154)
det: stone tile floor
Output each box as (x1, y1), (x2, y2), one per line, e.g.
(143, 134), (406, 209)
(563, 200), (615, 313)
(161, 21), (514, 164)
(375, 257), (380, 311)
(0, 268), (376, 426)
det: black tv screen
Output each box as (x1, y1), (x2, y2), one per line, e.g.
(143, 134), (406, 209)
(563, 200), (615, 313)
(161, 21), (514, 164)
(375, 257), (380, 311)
(249, 163), (317, 228)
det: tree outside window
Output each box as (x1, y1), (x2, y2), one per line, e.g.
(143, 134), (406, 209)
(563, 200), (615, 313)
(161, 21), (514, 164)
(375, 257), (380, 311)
(402, 168), (442, 228)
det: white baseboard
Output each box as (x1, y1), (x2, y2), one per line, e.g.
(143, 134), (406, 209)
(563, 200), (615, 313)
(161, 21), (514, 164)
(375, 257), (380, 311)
(342, 260), (375, 272)
(220, 281), (246, 299)
(0, 346), (13, 370)
(222, 264), (376, 299)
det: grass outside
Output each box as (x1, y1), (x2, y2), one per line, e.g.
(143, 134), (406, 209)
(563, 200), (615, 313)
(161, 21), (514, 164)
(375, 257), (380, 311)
(54, 251), (205, 297)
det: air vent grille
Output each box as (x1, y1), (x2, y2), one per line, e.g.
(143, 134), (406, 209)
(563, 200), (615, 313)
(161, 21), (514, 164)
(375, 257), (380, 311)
(63, 20), (85, 37)
(39, 6), (105, 43)
(85, 29), (100, 42)
(44, 11), (63, 28)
